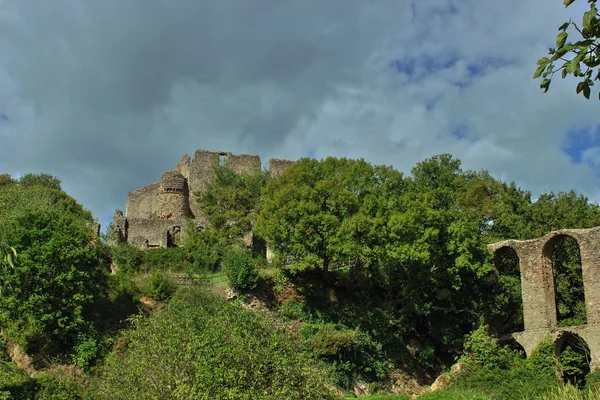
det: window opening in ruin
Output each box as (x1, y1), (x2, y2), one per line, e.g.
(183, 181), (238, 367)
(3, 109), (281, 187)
(545, 235), (586, 327)
(493, 246), (524, 333)
(219, 153), (227, 167)
(558, 333), (591, 388)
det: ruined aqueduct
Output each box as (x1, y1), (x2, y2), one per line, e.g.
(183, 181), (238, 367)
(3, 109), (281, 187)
(488, 227), (600, 369)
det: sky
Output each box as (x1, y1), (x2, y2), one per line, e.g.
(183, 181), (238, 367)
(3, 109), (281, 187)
(1, 0), (600, 230)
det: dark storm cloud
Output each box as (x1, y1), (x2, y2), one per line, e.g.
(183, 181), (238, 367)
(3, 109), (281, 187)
(0, 1), (409, 224)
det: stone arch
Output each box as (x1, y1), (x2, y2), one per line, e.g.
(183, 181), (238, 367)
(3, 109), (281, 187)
(556, 332), (591, 387)
(493, 245), (524, 333)
(498, 336), (527, 358)
(542, 234), (586, 327)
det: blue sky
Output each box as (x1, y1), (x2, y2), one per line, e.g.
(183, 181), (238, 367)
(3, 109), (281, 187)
(0, 0), (599, 230)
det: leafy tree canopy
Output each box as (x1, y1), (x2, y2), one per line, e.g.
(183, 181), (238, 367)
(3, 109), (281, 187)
(535, 0), (600, 99)
(0, 180), (107, 357)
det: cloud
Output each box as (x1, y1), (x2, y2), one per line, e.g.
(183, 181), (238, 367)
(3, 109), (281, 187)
(1, 0), (600, 227)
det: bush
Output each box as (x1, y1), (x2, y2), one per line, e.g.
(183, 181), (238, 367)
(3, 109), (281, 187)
(110, 244), (143, 274)
(142, 248), (185, 272)
(0, 361), (35, 399)
(224, 247), (259, 291)
(91, 289), (335, 399)
(72, 332), (101, 372)
(34, 373), (82, 400)
(143, 270), (177, 302)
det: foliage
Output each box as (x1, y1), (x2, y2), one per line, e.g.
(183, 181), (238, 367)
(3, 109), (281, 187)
(182, 220), (226, 273)
(91, 288), (335, 399)
(143, 270), (177, 301)
(18, 173), (62, 190)
(224, 247), (259, 290)
(449, 326), (558, 399)
(0, 183), (108, 357)
(199, 164), (267, 241)
(535, 0), (600, 99)
(257, 157), (405, 278)
(72, 331), (102, 372)
(0, 361), (36, 399)
(552, 237), (587, 327)
(559, 335), (591, 388)
(109, 244), (143, 274)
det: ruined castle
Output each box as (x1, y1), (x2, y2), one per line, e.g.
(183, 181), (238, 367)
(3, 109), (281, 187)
(112, 149), (294, 248)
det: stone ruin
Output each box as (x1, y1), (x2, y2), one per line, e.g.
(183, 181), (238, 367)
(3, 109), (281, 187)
(488, 227), (600, 370)
(112, 149), (294, 249)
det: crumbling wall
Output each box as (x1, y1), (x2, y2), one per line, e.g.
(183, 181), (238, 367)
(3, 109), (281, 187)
(228, 153), (261, 175)
(268, 158), (294, 179)
(188, 150), (219, 218)
(176, 154), (191, 180)
(125, 181), (159, 219)
(126, 217), (188, 248)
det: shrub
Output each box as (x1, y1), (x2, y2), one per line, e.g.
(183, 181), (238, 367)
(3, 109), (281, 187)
(143, 270), (177, 302)
(34, 373), (82, 400)
(91, 289), (335, 399)
(110, 244), (143, 274)
(224, 247), (258, 291)
(142, 248), (185, 272)
(0, 361), (36, 399)
(72, 332), (101, 372)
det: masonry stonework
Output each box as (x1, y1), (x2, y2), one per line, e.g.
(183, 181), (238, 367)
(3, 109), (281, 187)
(113, 149), (294, 249)
(489, 226), (600, 369)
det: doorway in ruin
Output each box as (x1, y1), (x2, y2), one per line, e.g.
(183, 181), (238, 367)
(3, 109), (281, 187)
(493, 246), (524, 333)
(544, 235), (586, 327)
(557, 333), (591, 388)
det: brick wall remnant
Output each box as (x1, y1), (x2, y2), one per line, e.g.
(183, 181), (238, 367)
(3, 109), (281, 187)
(489, 226), (600, 369)
(268, 158), (294, 179)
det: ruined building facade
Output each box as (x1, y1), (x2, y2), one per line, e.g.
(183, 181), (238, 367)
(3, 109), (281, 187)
(112, 150), (294, 248)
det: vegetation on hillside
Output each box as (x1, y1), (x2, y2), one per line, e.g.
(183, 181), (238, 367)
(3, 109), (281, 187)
(1, 158), (600, 398)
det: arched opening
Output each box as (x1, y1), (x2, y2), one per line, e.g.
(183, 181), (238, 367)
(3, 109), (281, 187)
(498, 337), (527, 359)
(492, 246), (524, 333)
(557, 333), (591, 388)
(544, 235), (586, 327)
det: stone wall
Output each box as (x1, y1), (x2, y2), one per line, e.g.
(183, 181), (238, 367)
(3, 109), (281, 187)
(489, 226), (600, 369)
(125, 181), (160, 219)
(268, 158), (294, 179)
(126, 217), (188, 248)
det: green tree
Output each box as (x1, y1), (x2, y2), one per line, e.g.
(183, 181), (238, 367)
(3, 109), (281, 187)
(0, 183), (108, 357)
(534, 0), (600, 99)
(199, 164), (266, 241)
(257, 157), (404, 279)
(18, 173), (62, 190)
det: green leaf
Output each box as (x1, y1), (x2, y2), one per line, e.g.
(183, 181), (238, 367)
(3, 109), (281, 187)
(556, 31), (568, 48)
(564, 0), (575, 6)
(537, 57), (550, 67)
(583, 82), (591, 99)
(558, 21), (570, 31)
(577, 81), (585, 94)
(533, 65), (545, 79)
(540, 78), (552, 93)
(582, 7), (597, 32)
(562, 69), (568, 78)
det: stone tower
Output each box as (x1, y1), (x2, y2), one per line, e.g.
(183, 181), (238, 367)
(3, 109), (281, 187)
(156, 170), (190, 220)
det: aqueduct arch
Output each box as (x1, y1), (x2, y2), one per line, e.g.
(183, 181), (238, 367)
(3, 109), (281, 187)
(488, 226), (600, 369)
